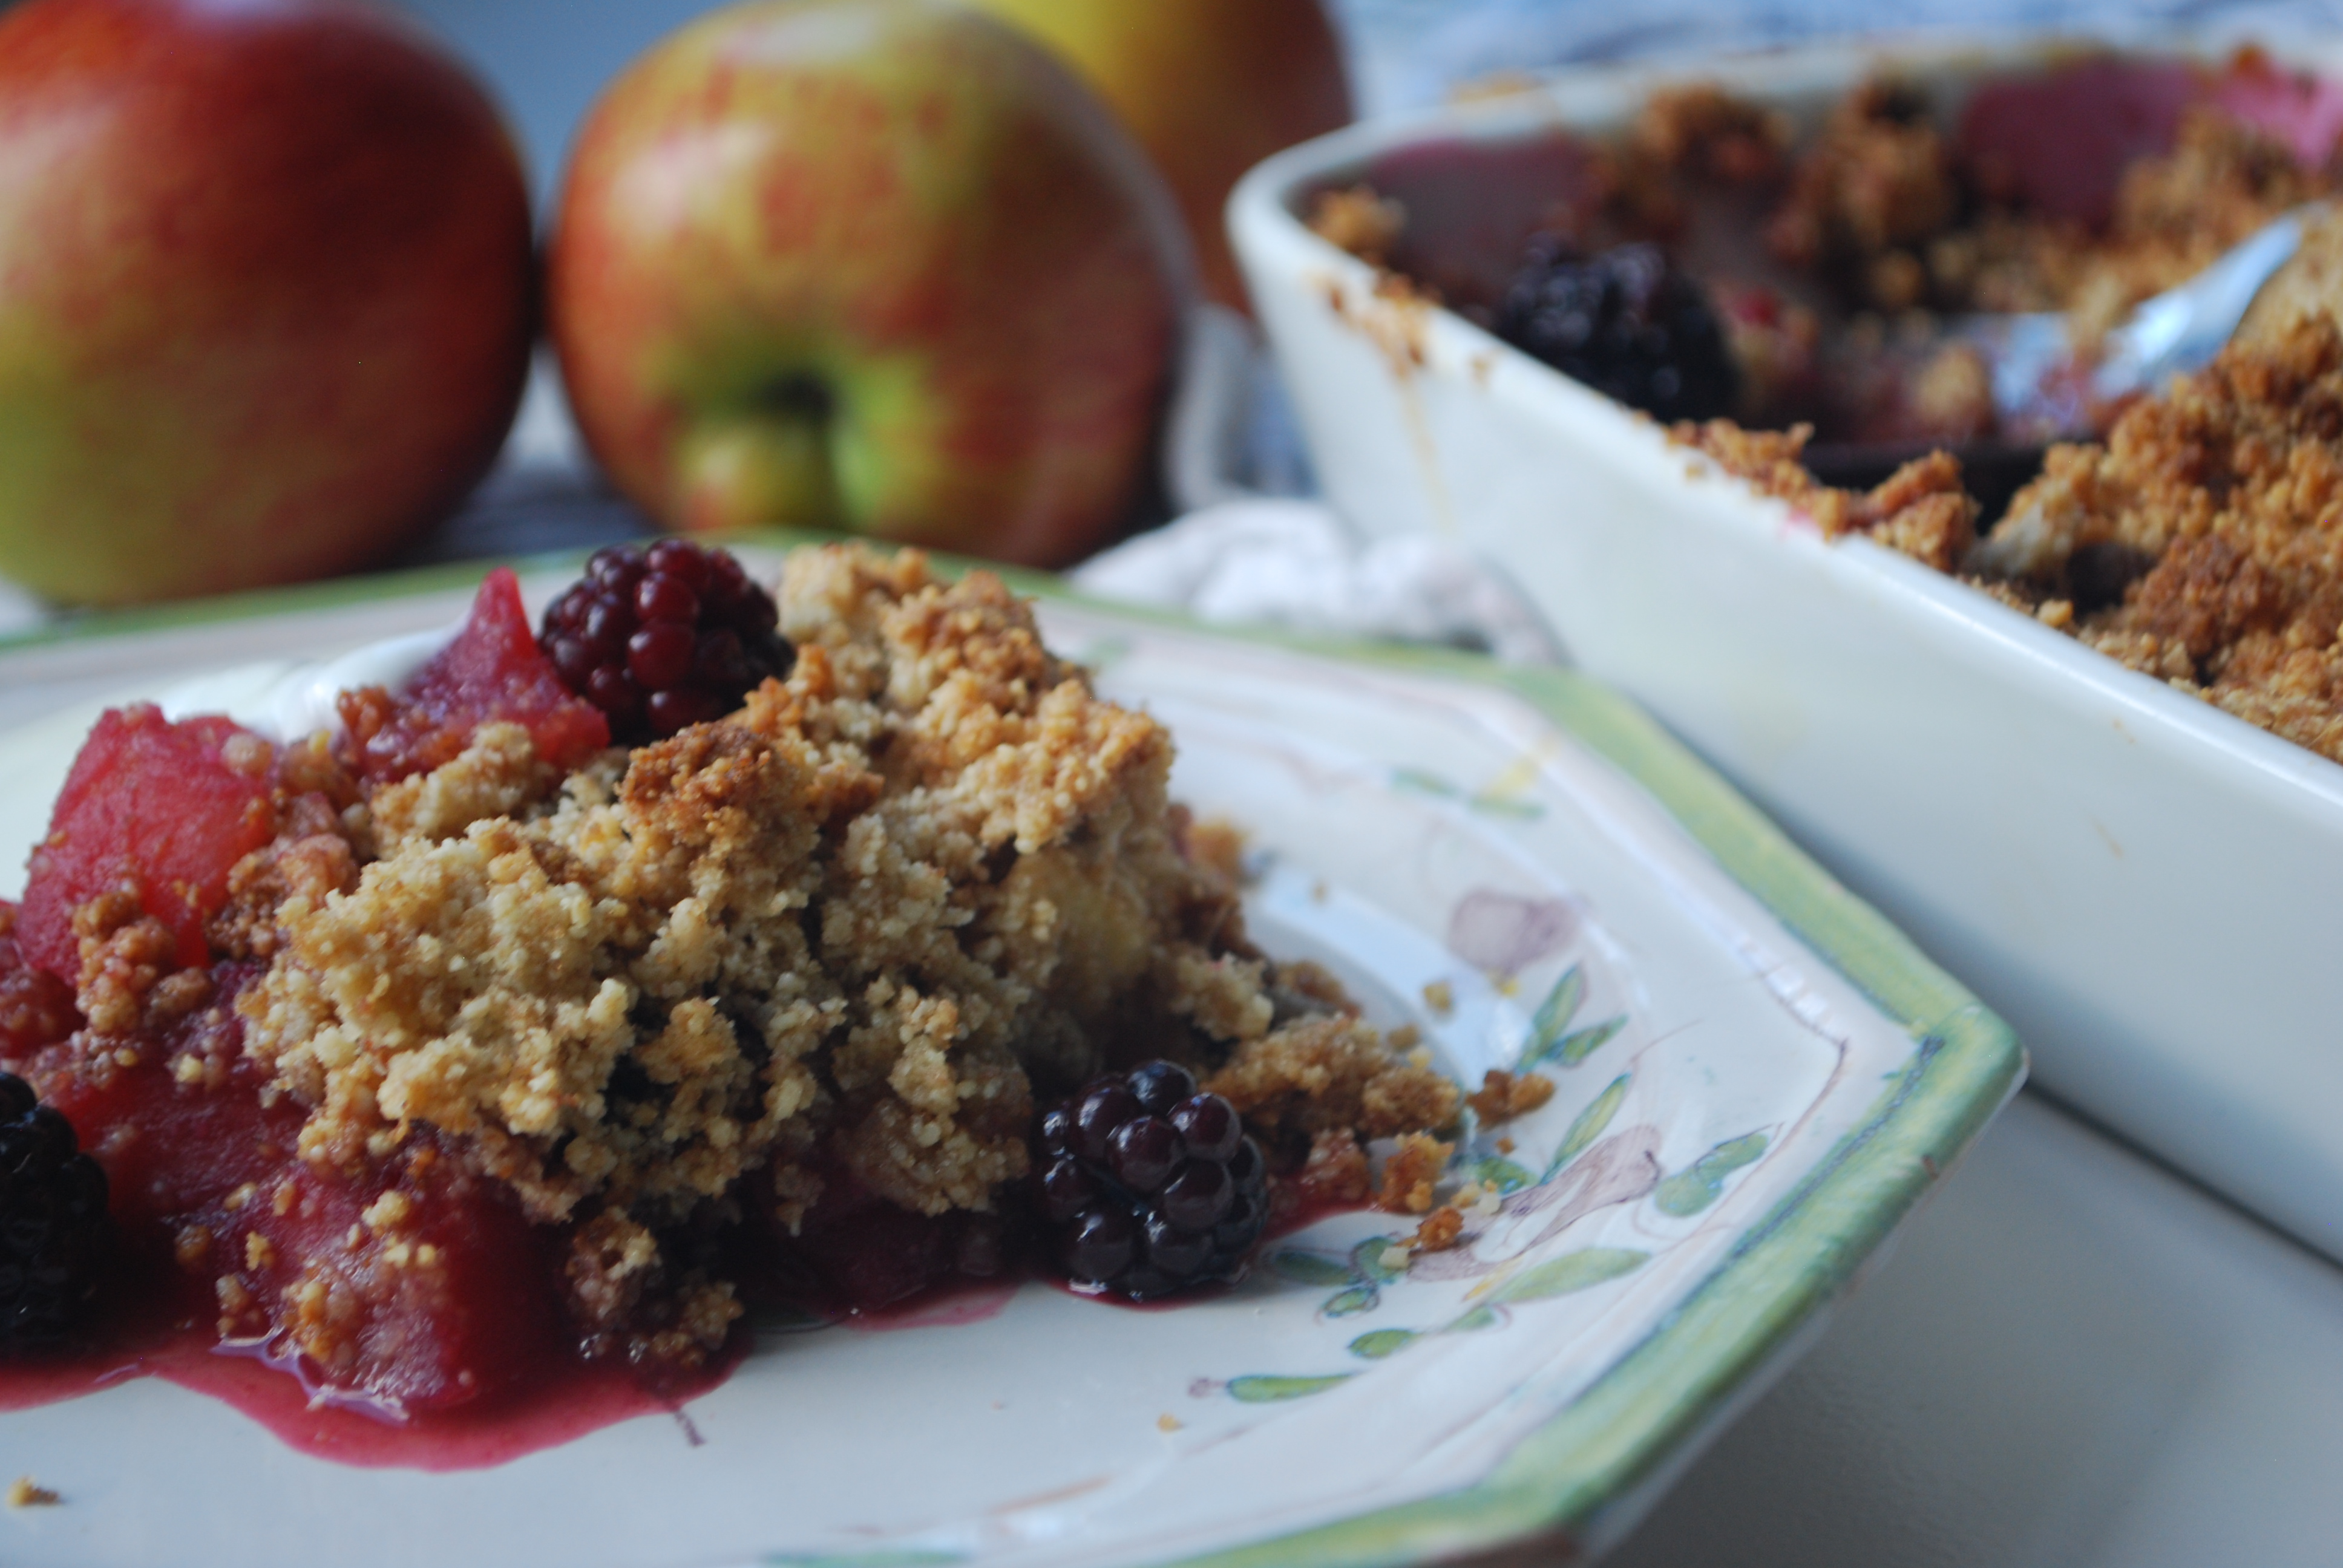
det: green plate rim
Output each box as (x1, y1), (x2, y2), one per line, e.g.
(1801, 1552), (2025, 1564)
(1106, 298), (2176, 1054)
(0, 532), (2025, 1567)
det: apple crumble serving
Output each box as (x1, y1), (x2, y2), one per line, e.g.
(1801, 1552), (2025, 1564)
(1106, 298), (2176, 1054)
(0, 542), (1458, 1406)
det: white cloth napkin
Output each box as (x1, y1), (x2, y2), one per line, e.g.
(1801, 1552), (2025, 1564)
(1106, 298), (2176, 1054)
(1070, 497), (1564, 665)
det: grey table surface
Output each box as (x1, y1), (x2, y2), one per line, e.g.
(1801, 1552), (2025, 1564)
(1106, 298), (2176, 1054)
(11, 3), (2343, 1562)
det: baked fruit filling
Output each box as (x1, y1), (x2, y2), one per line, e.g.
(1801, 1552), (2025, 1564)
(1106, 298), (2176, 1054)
(0, 544), (1457, 1412)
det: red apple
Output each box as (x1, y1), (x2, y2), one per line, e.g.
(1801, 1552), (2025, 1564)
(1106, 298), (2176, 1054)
(546, 0), (1185, 569)
(0, 0), (535, 607)
(961, 0), (1354, 313)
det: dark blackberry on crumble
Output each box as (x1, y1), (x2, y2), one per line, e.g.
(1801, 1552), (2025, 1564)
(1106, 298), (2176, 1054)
(1037, 1060), (1269, 1301)
(540, 540), (795, 742)
(0, 1072), (110, 1357)
(1493, 239), (1739, 421)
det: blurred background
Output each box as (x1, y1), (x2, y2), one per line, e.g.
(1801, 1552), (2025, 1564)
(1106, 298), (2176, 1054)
(4, 0), (2343, 627)
(254, 0), (2343, 552)
(393, 0), (2343, 194)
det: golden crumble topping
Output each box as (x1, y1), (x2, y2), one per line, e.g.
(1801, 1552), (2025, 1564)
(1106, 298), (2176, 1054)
(1630, 83), (1792, 186)
(1466, 1068), (1557, 1125)
(1295, 1128), (1373, 1208)
(1673, 422), (1980, 571)
(6, 1477), (59, 1509)
(230, 545), (1458, 1357)
(1375, 1131), (1455, 1215)
(1305, 186), (1407, 267)
(1205, 1010), (1458, 1144)
(1766, 81), (1959, 287)
(1965, 314), (2343, 763)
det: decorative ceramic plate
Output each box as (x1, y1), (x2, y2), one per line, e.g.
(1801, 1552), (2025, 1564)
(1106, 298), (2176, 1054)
(0, 541), (2021, 1568)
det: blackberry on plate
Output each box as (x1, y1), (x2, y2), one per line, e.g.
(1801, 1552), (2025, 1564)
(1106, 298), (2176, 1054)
(1492, 238), (1739, 422)
(1037, 1060), (1268, 1301)
(0, 1072), (109, 1356)
(540, 541), (795, 742)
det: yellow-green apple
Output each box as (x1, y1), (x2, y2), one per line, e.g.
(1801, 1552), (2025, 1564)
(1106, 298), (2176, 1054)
(960, 0), (1352, 310)
(546, 0), (1186, 568)
(0, 0), (536, 607)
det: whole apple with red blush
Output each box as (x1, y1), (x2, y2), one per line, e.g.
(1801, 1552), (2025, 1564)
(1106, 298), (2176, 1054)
(546, 0), (1185, 569)
(0, 0), (534, 607)
(962, 0), (1353, 312)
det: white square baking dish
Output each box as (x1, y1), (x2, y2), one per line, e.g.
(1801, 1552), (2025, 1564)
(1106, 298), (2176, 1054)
(1230, 33), (2343, 1259)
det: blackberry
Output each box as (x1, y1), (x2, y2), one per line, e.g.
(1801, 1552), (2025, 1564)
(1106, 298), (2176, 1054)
(1492, 239), (1739, 421)
(1037, 1061), (1268, 1301)
(0, 1073), (109, 1356)
(540, 541), (795, 743)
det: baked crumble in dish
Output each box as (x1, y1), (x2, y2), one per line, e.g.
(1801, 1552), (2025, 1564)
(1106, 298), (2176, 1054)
(1958, 313), (2343, 765)
(1301, 48), (2343, 773)
(1309, 50), (2342, 457)
(1677, 289), (2343, 767)
(0, 542), (1457, 1423)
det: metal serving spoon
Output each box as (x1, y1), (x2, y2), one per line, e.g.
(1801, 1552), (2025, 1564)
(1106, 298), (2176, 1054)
(1965, 203), (2326, 423)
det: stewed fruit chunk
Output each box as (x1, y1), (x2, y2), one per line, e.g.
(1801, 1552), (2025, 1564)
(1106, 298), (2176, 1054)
(342, 566), (611, 783)
(39, 969), (562, 1410)
(540, 541), (793, 742)
(218, 1133), (560, 1413)
(1037, 1060), (1269, 1301)
(16, 705), (280, 983)
(774, 1169), (1010, 1313)
(39, 967), (303, 1234)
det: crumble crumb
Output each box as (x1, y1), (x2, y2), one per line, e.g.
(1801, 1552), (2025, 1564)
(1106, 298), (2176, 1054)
(6, 1478), (58, 1509)
(1760, 87), (2313, 330)
(1306, 185), (1407, 266)
(174, 1223), (214, 1269)
(67, 886), (186, 1036)
(0, 907), (77, 1052)
(364, 721), (556, 854)
(1205, 1013), (1459, 1143)
(201, 750), (369, 966)
(361, 1190), (411, 1232)
(1265, 959), (1357, 1022)
(1673, 422), (1979, 570)
(1909, 342), (1994, 443)
(1466, 1068), (1558, 1125)
(1409, 1204), (1467, 1252)
(1631, 82), (1791, 186)
(1378, 1132), (1456, 1214)
(1420, 979), (1455, 1017)
(1766, 80), (1956, 287)
(1295, 1128), (1372, 1207)
(1177, 814), (1248, 886)
(1966, 314), (2343, 764)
